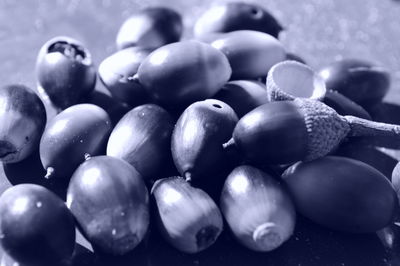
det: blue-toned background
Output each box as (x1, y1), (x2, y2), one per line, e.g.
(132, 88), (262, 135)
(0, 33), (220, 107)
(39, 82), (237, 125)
(1, 0), (400, 265)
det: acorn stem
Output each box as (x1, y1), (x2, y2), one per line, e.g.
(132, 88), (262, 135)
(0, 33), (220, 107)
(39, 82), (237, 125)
(195, 225), (220, 251)
(252, 222), (283, 251)
(222, 138), (235, 150)
(344, 115), (400, 139)
(45, 167), (55, 179)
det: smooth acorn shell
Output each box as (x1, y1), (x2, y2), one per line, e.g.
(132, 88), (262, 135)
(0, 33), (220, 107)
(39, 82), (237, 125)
(194, 2), (283, 38)
(98, 47), (152, 107)
(0, 84), (46, 163)
(107, 104), (174, 182)
(137, 40), (231, 108)
(282, 156), (398, 233)
(172, 99), (238, 181)
(36, 36), (96, 109)
(214, 80), (269, 118)
(67, 155), (149, 255)
(151, 177), (223, 253)
(0, 184), (75, 265)
(319, 58), (390, 108)
(116, 7), (183, 50)
(211, 30), (286, 80)
(231, 101), (308, 165)
(220, 165), (295, 252)
(322, 90), (371, 120)
(40, 104), (112, 180)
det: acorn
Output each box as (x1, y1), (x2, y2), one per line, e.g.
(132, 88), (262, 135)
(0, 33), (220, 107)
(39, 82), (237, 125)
(116, 7), (183, 50)
(107, 104), (175, 182)
(67, 155), (149, 255)
(334, 141), (398, 180)
(151, 176), (223, 253)
(40, 104), (112, 180)
(172, 99), (238, 182)
(0, 184), (75, 266)
(98, 47), (152, 107)
(266, 60), (326, 101)
(322, 90), (371, 120)
(36, 36), (96, 109)
(211, 30), (286, 80)
(213, 80), (269, 118)
(224, 98), (400, 165)
(136, 40), (231, 109)
(282, 156), (398, 233)
(220, 165), (296, 252)
(0, 84), (46, 163)
(319, 58), (390, 109)
(194, 2), (283, 38)
(391, 162), (400, 202)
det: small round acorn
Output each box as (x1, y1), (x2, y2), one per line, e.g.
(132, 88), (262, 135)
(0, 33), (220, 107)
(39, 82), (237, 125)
(116, 7), (183, 50)
(36, 36), (96, 109)
(194, 2), (283, 38)
(0, 84), (47, 163)
(266, 60), (326, 102)
(151, 176), (223, 253)
(220, 165), (296, 252)
(225, 98), (400, 165)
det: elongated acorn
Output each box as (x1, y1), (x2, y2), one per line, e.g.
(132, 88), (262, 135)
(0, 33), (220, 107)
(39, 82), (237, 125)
(322, 90), (371, 120)
(116, 7), (183, 50)
(282, 156), (398, 233)
(40, 104), (112, 180)
(0, 84), (46, 163)
(211, 30), (286, 80)
(67, 155), (149, 255)
(98, 47), (152, 107)
(319, 58), (390, 109)
(266, 60), (326, 101)
(172, 99), (238, 182)
(151, 177), (223, 253)
(220, 165), (296, 252)
(137, 40), (231, 109)
(194, 2), (283, 38)
(107, 104), (174, 182)
(0, 184), (75, 266)
(36, 36), (96, 109)
(334, 141), (398, 179)
(214, 80), (269, 118)
(224, 98), (400, 165)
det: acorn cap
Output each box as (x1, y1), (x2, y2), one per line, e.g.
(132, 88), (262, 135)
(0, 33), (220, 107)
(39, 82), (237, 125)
(293, 98), (350, 161)
(267, 60), (326, 101)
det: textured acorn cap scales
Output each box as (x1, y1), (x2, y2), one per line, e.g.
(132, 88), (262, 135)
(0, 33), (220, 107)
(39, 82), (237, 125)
(267, 60), (326, 101)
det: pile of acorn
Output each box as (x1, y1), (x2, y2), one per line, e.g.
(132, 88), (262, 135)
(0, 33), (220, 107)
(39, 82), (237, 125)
(1, 2), (400, 266)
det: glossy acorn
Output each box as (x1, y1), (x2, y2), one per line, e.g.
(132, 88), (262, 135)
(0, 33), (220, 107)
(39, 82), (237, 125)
(211, 30), (286, 80)
(137, 40), (231, 108)
(194, 2), (283, 38)
(220, 165), (296, 251)
(40, 104), (112, 180)
(151, 177), (223, 253)
(67, 155), (149, 255)
(98, 47), (152, 107)
(319, 58), (390, 108)
(282, 156), (398, 233)
(0, 84), (46, 163)
(116, 7), (183, 50)
(322, 90), (371, 120)
(172, 99), (238, 182)
(36, 36), (96, 109)
(107, 104), (175, 182)
(214, 80), (269, 118)
(0, 184), (75, 266)
(266, 60), (326, 101)
(225, 98), (400, 165)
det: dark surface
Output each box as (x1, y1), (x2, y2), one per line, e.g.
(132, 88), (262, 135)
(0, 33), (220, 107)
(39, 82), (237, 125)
(1, 0), (400, 265)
